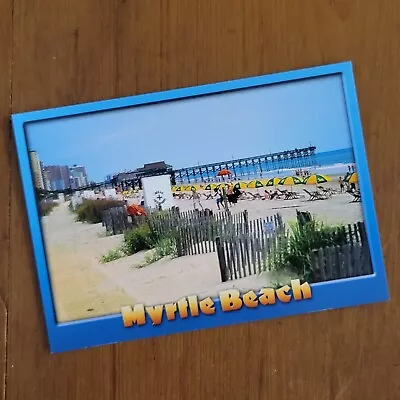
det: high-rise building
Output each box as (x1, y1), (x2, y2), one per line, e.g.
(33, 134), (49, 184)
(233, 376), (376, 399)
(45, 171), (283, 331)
(69, 165), (89, 189)
(39, 161), (51, 191)
(29, 151), (44, 189)
(44, 165), (71, 191)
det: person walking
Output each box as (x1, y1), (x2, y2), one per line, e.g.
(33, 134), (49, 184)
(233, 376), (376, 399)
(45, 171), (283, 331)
(338, 176), (344, 192)
(214, 187), (223, 210)
(192, 188), (203, 211)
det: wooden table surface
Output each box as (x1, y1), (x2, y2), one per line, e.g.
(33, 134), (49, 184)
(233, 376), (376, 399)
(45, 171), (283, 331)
(1, 1), (399, 399)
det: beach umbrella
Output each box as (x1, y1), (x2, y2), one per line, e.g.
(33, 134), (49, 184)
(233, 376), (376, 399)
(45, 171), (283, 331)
(217, 169), (233, 177)
(187, 185), (201, 192)
(204, 183), (217, 191)
(233, 181), (247, 190)
(173, 186), (181, 192)
(344, 172), (358, 184)
(247, 180), (264, 189)
(216, 182), (229, 190)
(264, 177), (281, 187)
(278, 176), (303, 191)
(303, 174), (332, 185)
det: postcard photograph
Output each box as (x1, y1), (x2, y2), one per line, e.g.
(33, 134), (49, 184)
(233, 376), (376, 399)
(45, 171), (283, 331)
(13, 62), (388, 352)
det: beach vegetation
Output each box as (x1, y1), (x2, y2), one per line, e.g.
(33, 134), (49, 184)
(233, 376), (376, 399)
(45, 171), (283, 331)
(75, 199), (124, 224)
(139, 236), (178, 267)
(39, 200), (58, 217)
(268, 217), (347, 281)
(122, 223), (158, 255)
(100, 248), (124, 263)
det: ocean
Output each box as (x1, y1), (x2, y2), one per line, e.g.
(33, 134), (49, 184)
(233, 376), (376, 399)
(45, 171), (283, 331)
(183, 147), (356, 183)
(315, 148), (355, 168)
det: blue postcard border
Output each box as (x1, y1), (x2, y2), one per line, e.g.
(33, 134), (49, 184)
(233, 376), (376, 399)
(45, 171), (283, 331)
(11, 61), (389, 353)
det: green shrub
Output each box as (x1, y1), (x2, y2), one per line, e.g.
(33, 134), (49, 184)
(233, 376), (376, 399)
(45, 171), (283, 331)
(39, 201), (58, 217)
(122, 224), (158, 255)
(140, 236), (178, 267)
(100, 248), (124, 263)
(75, 199), (124, 224)
(268, 218), (347, 281)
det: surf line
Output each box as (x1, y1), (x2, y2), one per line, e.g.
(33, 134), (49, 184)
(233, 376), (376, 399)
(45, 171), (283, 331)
(121, 279), (312, 328)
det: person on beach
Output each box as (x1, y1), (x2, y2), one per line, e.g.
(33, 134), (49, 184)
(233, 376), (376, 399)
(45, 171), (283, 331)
(192, 188), (203, 211)
(226, 185), (236, 206)
(214, 188), (223, 210)
(338, 177), (344, 192)
(263, 190), (271, 200)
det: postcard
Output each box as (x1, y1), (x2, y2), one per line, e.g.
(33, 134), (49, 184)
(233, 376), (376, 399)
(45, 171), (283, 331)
(11, 61), (389, 353)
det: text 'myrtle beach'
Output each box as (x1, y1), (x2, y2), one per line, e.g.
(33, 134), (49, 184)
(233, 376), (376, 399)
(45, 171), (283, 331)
(121, 279), (312, 327)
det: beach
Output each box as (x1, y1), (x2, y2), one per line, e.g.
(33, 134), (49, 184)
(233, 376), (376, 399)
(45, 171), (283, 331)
(41, 173), (363, 323)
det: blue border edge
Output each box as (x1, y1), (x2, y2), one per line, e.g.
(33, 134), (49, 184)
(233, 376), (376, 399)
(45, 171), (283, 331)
(11, 61), (390, 354)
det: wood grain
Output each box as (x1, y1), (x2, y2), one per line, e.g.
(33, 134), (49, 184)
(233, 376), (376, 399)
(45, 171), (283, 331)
(1, 0), (400, 398)
(0, 0), (12, 396)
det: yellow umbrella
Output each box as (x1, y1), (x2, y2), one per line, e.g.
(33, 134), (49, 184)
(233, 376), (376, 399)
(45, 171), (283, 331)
(187, 185), (201, 192)
(278, 176), (303, 186)
(204, 183), (217, 191)
(247, 180), (265, 189)
(233, 181), (247, 189)
(278, 176), (303, 191)
(216, 182), (229, 189)
(344, 172), (358, 184)
(263, 177), (281, 187)
(303, 174), (332, 185)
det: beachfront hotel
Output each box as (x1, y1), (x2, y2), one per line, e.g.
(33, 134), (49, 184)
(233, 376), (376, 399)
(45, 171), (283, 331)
(69, 165), (89, 189)
(28, 151), (45, 190)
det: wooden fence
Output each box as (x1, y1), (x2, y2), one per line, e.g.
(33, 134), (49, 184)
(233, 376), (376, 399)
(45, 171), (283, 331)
(101, 206), (285, 267)
(215, 222), (286, 282)
(101, 205), (373, 284)
(310, 222), (373, 282)
(174, 212), (284, 257)
(101, 206), (131, 235)
(216, 219), (373, 283)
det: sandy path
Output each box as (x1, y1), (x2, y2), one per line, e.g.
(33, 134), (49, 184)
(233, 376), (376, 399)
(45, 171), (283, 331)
(41, 202), (137, 323)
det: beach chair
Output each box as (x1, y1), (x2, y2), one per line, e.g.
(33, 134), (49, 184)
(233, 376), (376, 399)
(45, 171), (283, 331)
(271, 191), (284, 200)
(303, 189), (324, 201)
(277, 188), (287, 196)
(284, 191), (298, 200)
(317, 186), (333, 198)
(245, 191), (258, 200)
(350, 190), (361, 202)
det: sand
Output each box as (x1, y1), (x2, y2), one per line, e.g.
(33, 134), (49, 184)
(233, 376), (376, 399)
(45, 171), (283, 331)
(41, 181), (363, 323)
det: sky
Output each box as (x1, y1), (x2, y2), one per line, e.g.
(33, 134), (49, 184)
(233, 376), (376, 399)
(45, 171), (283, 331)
(25, 74), (353, 182)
